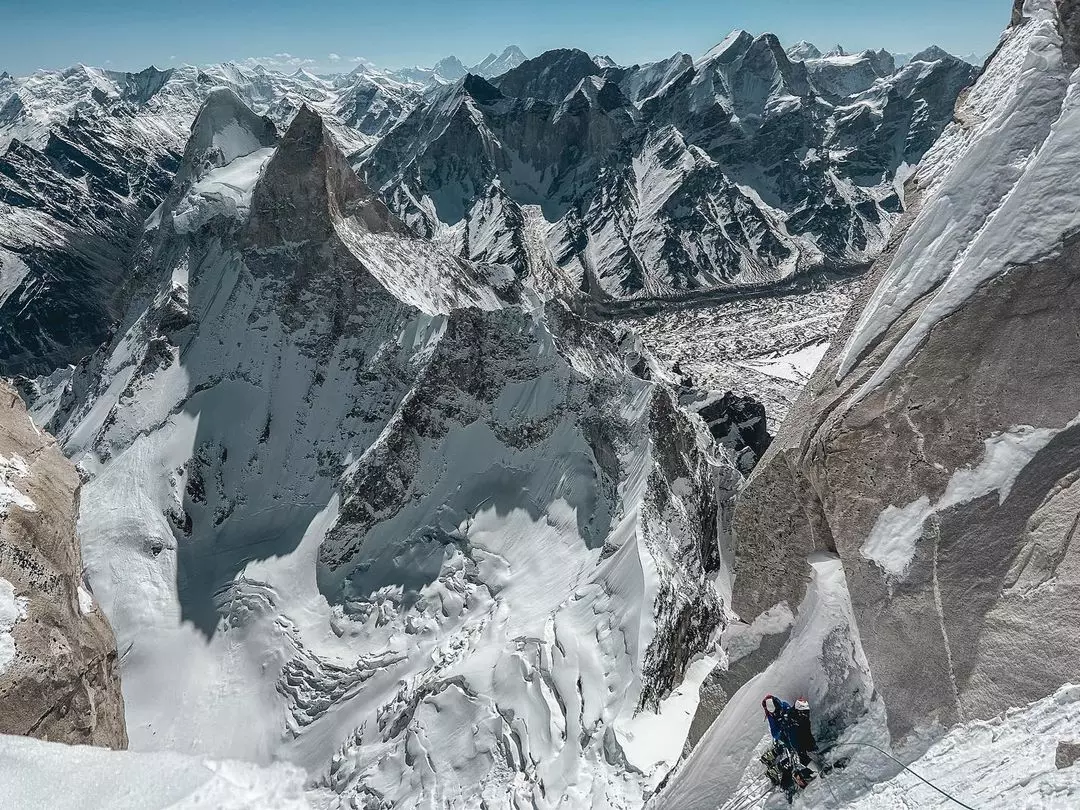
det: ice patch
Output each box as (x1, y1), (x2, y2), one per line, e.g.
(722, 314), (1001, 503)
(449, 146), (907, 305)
(860, 496), (933, 578)
(0, 577), (28, 676)
(862, 422), (1069, 578)
(213, 119), (266, 165)
(77, 585), (96, 615)
(0, 453), (35, 517)
(739, 342), (829, 384)
(173, 147), (275, 234)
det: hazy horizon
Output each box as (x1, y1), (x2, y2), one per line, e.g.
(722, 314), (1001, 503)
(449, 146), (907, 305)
(1, 0), (1008, 76)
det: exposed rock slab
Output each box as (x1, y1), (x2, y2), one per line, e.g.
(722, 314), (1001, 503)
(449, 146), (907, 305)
(730, 0), (1080, 740)
(0, 379), (125, 746)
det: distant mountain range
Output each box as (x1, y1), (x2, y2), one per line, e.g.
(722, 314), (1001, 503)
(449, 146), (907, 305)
(0, 34), (977, 376)
(388, 45), (529, 85)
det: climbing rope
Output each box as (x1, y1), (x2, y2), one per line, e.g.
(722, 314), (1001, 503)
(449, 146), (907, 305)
(829, 741), (977, 810)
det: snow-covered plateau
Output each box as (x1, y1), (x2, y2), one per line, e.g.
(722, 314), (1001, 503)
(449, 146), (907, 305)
(2, 1), (1080, 809)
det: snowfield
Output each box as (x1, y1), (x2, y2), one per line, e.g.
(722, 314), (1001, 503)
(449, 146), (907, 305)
(0, 734), (323, 810)
(835, 684), (1080, 809)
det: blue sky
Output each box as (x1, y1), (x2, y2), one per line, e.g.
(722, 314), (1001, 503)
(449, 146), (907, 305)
(1, 0), (1010, 75)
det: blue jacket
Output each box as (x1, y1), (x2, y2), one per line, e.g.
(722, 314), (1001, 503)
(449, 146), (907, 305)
(763, 697), (799, 749)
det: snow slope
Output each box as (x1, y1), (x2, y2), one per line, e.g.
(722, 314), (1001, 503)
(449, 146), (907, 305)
(838, 0), (1072, 392)
(0, 734), (323, 810)
(660, 683), (1080, 810)
(835, 684), (1080, 810)
(654, 554), (873, 810)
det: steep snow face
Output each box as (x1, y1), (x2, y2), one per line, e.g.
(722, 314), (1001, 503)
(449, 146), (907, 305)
(838, 0), (1074, 393)
(833, 684), (1080, 810)
(0, 62), (419, 377)
(654, 554), (873, 810)
(366, 40), (975, 304)
(41, 95), (735, 808)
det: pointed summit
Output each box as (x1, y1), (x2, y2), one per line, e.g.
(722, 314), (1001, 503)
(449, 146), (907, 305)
(471, 45), (528, 78)
(911, 45), (955, 63)
(248, 105), (402, 245)
(699, 30), (754, 66)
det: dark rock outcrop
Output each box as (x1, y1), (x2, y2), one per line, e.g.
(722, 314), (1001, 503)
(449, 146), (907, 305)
(693, 391), (772, 472)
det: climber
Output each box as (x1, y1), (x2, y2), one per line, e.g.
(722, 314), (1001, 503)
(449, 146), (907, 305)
(791, 697), (819, 765)
(763, 694), (820, 769)
(761, 694), (818, 802)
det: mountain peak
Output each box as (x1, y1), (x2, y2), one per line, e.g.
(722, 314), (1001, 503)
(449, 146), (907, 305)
(247, 105), (401, 244)
(470, 46), (528, 78)
(825, 44), (847, 57)
(177, 87), (277, 185)
(911, 45), (955, 63)
(700, 30), (755, 65)
(434, 55), (468, 80)
(786, 40), (822, 61)
(494, 48), (601, 102)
